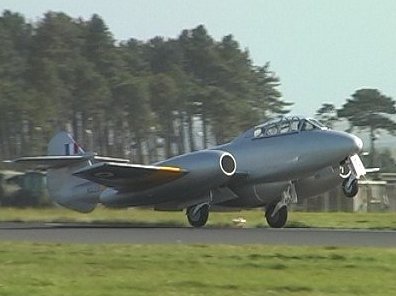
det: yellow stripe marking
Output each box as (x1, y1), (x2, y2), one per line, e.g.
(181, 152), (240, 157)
(158, 166), (182, 172)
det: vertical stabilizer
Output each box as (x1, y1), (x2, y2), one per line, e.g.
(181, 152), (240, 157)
(6, 132), (126, 213)
(48, 131), (85, 156)
(46, 132), (99, 212)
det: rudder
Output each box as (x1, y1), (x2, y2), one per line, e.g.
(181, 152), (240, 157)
(48, 131), (85, 156)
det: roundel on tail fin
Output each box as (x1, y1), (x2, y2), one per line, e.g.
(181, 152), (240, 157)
(48, 132), (85, 156)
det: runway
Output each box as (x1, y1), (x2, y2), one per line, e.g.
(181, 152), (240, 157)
(0, 222), (395, 246)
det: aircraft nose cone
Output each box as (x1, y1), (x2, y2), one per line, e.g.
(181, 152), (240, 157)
(352, 135), (363, 153)
(345, 133), (363, 154)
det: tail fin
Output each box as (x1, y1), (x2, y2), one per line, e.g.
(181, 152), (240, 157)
(45, 132), (100, 212)
(6, 132), (98, 212)
(5, 132), (129, 213)
(48, 131), (85, 156)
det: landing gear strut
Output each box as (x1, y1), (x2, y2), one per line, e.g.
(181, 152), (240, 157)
(186, 203), (209, 227)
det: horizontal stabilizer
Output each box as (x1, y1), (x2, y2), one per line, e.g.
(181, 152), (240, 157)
(5, 155), (130, 170)
(73, 162), (188, 190)
(4, 155), (89, 169)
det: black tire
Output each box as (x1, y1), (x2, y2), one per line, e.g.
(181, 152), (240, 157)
(342, 178), (358, 198)
(187, 204), (209, 228)
(265, 204), (288, 228)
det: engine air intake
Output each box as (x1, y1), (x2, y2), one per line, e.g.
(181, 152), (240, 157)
(220, 153), (236, 176)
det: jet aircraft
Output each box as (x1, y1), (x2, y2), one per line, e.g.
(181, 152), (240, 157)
(7, 116), (365, 228)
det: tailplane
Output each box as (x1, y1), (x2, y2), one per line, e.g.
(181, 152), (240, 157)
(5, 132), (128, 213)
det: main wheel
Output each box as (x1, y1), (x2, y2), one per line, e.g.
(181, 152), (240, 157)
(265, 204), (288, 228)
(342, 178), (358, 198)
(186, 204), (209, 228)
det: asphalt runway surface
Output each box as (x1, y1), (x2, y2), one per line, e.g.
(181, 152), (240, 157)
(0, 222), (395, 246)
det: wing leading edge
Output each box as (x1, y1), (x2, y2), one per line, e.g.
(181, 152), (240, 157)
(73, 162), (188, 190)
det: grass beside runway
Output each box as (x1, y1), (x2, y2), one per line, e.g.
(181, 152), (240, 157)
(0, 207), (396, 229)
(0, 242), (395, 296)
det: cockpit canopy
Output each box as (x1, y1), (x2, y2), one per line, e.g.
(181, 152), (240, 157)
(252, 116), (327, 139)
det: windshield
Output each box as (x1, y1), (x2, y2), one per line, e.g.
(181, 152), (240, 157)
(306, 118), (327, 129)
(253, 116), (327, 139)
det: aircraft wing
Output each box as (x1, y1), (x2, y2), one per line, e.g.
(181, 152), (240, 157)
(73, 162), (188, 190)
(93, 156), (129, 163)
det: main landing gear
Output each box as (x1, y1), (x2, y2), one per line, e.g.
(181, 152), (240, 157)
(265, 183), (297, 228)
(265, 204), (288, 228)
(186, 203), (210, 227)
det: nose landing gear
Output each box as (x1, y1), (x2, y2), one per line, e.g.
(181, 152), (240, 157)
(340, 154), (365, 198)
(342, 176), (359, 198)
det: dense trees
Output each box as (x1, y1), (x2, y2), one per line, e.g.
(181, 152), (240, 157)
(315, 103), (337, 129)
(0, 11), (289, 163)
(4, 11), (395, 168)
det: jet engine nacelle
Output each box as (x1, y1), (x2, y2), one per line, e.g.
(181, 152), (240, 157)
(161, 149), (236, 178)
(100, 150), (237, 207)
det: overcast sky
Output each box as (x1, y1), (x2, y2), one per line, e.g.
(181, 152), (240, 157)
(3, 0), (396, 116)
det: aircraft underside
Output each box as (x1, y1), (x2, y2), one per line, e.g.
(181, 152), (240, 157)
(159, 159), (362, 228)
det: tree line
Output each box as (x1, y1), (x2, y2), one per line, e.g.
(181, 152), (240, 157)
(2, 10), (396, 171)
(316, 88), (396, 172)
(0, 10), (290, 163)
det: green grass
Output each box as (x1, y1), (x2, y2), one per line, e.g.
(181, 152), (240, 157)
(0, 207), (396, 229)
(0, 242), (395, 295)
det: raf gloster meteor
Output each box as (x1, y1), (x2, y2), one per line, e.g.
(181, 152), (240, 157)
(7, 116), (366, 228)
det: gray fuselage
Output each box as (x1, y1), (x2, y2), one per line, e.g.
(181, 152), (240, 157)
(100, 117), (362, 210)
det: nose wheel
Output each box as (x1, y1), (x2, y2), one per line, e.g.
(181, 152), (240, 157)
(342, 177), (359, 198)
(186, 203), (209, 227)
(340, 154), (365, 198)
